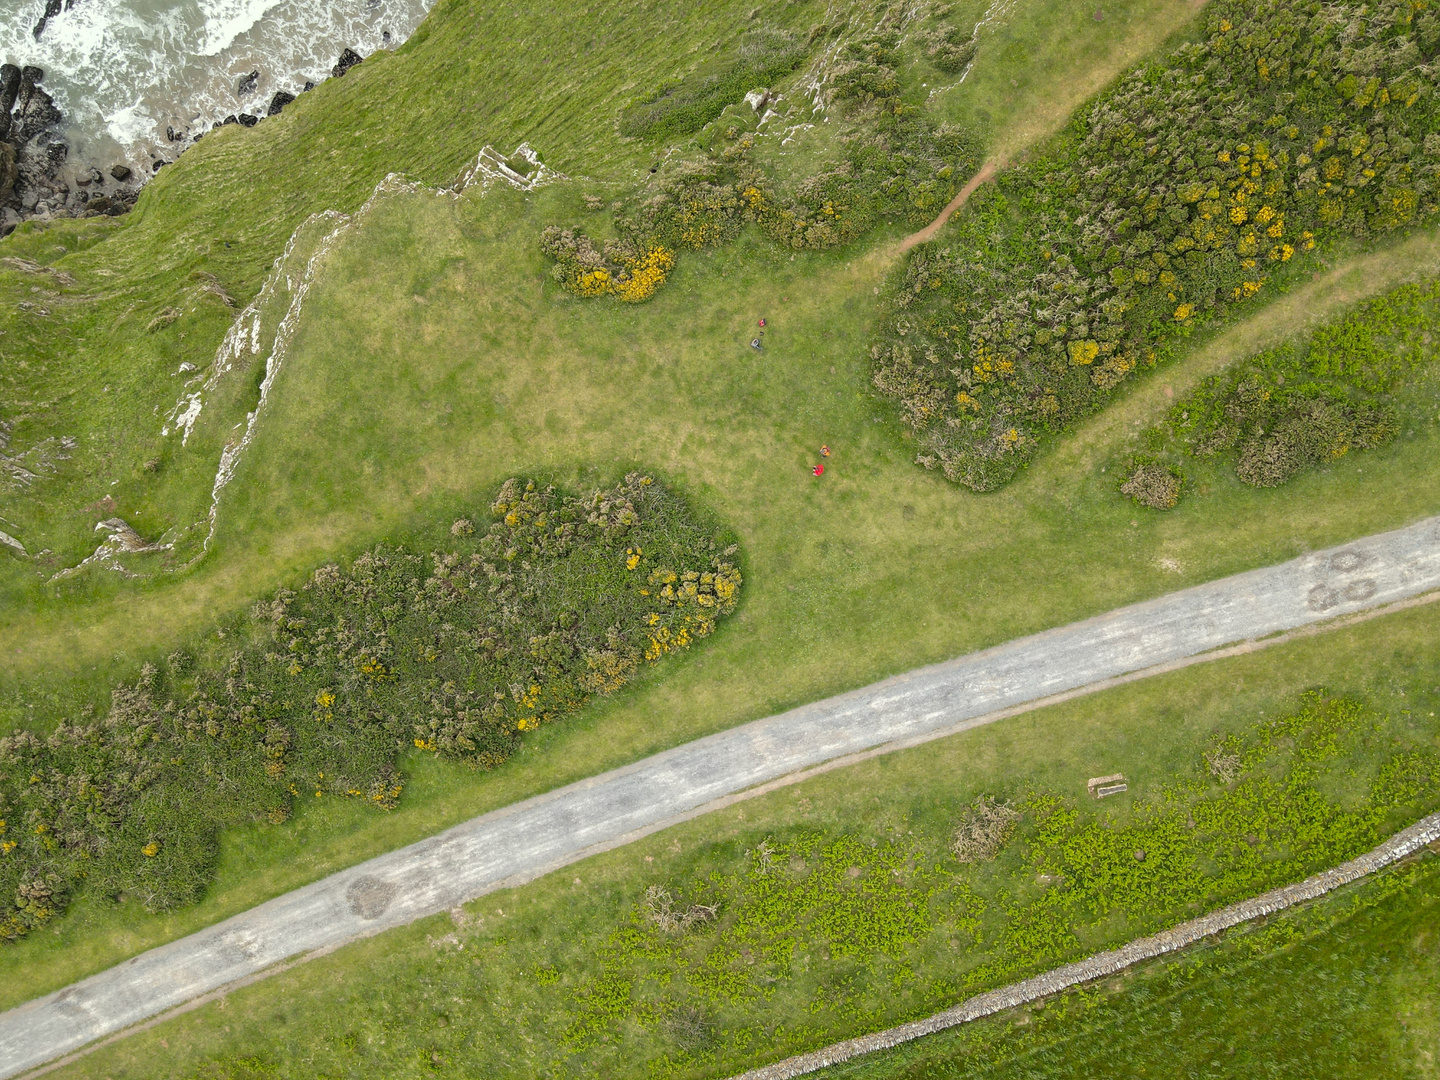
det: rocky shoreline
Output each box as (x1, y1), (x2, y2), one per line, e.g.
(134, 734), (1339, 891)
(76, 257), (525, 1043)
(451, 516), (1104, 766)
(0, 64), (139, 235)
(0, 47), (366, 237)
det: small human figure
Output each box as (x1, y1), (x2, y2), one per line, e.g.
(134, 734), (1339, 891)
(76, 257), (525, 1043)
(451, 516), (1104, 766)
(758, 318), (766, 327)
(750, 337), (763, 350)
(812, 464), (824, 477)
(820, 445), (831, 458)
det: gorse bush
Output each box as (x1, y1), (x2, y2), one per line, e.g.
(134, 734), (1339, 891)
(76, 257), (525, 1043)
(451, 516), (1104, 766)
(1134, 276), (1440, 502)
(1120, 461), (1183, 509)
(0, 475), (740, 942)
(543, 28), (979, 302)
(875, 0), (1440, 490)
(618, 28), (811, 143)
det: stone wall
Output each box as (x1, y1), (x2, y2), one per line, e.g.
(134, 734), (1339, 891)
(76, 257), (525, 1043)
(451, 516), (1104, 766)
(730, 809), (1440, 1080)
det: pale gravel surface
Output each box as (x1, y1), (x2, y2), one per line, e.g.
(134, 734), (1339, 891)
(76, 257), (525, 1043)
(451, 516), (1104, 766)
(730, 808), (1440, 1080)
(3, 515), (1439, 1077)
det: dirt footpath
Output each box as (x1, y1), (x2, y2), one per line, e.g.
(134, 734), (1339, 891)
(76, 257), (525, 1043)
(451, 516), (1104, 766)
(5, 515), (1440, 1078)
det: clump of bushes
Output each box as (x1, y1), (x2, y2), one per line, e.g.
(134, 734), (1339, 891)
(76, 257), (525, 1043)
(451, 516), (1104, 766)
(874, 0), (1440, 490)
(540, 231), (678, 302)
(951, 795), (1021, 862)
(923, 24), (979, 75)
(0, 475), (741, 942)
(618, 29), (810, 143)
(1136, 276), (1439, 504)
(542, 29), (978, 302)
(1121, 462), (1183, 509)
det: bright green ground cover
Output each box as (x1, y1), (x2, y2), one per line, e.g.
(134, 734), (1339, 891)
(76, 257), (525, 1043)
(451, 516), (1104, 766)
(36, 599), (1440, 1079)
(3, 0), (1440, 1061)
(5, 83), (1440, 1023)
(1118, 274), (1440, 505)
(818, 852), (1440, 1079)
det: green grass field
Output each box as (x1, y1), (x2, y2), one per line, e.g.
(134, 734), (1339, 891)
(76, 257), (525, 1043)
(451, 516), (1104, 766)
(816, 854), (1440, 1080)
(34, 597), (1440, 1079)
(5, 0), (1440, 1073)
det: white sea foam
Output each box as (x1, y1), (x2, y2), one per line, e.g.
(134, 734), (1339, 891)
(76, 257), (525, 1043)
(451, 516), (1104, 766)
(197, 0), (281, 57)
(104, 101), (157, 145)
(0, 0), (435, 169)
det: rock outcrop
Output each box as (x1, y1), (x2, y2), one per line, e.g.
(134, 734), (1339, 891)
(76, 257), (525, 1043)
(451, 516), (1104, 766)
(0, 63), (139, 235)
(331, 48), (363, 77)
(0, 45), (366, 236)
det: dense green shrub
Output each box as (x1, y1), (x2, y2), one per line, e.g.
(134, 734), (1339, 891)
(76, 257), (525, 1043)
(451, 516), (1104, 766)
(874, 0), (1440, 490)
(0, 475), (740, 942)
(618, 29), (811, 143)
(1120, 461), (1183, 509)
(1136, 276), (1440, 501)
(922, 24), (978, 76)
(543, 30), (979, 301)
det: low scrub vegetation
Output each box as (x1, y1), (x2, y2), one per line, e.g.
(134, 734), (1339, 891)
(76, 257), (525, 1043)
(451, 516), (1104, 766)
(875, 0), (1440, 490)
(1125, 276), (1440, 507)
(618, 28), (811, 143)
(543, 29), (979, 301)
(821, 854), (1440, 1079)
(0, 475), (740, 942)
(555, 694), (1437, 1070)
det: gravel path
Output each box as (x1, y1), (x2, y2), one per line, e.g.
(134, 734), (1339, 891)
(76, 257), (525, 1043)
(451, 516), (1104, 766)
(4, 515), (1439, 1077)
(730, 809), (1440, 1079)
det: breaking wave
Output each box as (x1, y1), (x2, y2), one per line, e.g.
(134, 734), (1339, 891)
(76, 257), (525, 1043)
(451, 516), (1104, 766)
(0, 0), (434, 170)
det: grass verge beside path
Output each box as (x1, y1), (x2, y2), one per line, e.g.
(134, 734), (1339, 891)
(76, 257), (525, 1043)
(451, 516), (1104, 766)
(33, 598), (1440, 1079)
(4, 180), (1439, 1009)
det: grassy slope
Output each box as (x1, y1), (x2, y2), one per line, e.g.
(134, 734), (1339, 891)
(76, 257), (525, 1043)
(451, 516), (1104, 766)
(5, 0), (1440, 1011)
(0, 0), (834, 605)
(5, 189), (1439, 1010)
(39, 599), (1440, 1078)
(817, 857), (1440, 1080)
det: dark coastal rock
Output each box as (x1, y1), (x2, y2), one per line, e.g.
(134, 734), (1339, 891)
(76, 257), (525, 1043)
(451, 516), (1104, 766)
(303, 81), (315, 92)
(331, 48), (363, 77)
(152, 160), (166, 172)
(236, 113), (258, 127)
(236, 70), (258, 97)
(0, 57), (140, 232)
(32, 0), (61, 40)
(266, 90), (295, 116)
(0, 65), (20, 143)
(12, 67), (63, 145)
(0, 143), (16, 202)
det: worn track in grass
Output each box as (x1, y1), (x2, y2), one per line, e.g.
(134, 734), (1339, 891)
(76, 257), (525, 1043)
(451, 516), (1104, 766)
(5, 515), (1440, 1079)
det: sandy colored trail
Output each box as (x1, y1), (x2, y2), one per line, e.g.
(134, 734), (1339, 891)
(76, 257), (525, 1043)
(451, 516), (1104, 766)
(898, 160), (999, 253)
(5, 516), (1440, 1078)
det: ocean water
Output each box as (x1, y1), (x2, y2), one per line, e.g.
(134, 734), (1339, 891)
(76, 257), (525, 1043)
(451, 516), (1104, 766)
(0, 0), (434, 171)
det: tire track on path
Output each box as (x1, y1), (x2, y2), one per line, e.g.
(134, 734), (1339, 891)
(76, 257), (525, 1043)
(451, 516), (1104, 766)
(5, 514), (1440, 1078)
